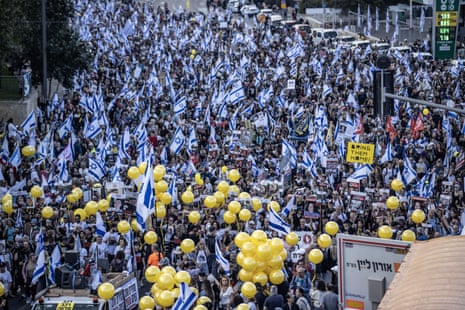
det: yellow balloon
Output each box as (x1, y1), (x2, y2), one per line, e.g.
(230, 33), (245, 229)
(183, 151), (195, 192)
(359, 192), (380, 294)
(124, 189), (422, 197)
(256, 244), (271, 261)
(127, 166), (140, 180)
(308, 249), (324, 264)
(239, 209), (252, 222)
(228, 201), (241, 214)
(181, 191), (194, 204)
(251, 230), (268, 244)
(269, 269), (285, 284)
(153, 165), (166, 182)
(171, 287), (180, 298)
(21, 145), (36, 157)
(268, 255), (284, 270)
(268, 201), (280, 212)
(238, 269), (254, 282)
(162, 266), (177, 277)
(157, 273), (175, 290)
(241, 282), (257, 299)
(217, 181), (230, 194)
(1, 194), (12, 205)
(195, 173), (203, 186)
(97, 199), (110, 212)
(138, 162), (148, 174)
(117, 220), (130, 234)
(30, 185), (43, 198)
(131, 219), (139, 232)
(157, 290), (175, 307)
(72, 188), (83, 200)
(0, 282), (4, 297)
(422, 108), (429, 116)
(41, 206), (54, 219)
(197, 296), (212, 305)
(84, 201), (98, 216)
(155, 203), (166, 218)
(98, 282), (115, 300)
(214, 191), (225, 206)
(155, 180), (168, 193)
(391, 179), (404, 191)
(188, 211), (201, 224)
(191, 49), (196, 55)
(67, 193), (78, 203)
(251, 198), (262, 212)
(317, 234), (332, 249)
(252, 271), (268, 286)
(279, 248), (288, 261)
(229, 185), (240, 195)
(237, 304), (250, 310)
(204, 196), (217, 209)
(145, 266), (160, 283)
(234, 232), (250, 248)
(228, 169), (241, 183)
(242, 256), (258, 272)
(181, 239), (195, 254)
(378, 225), (393, 239)
(324, 221), (339, 236)
(221, 166), (228, 173)
(223, 211), (236, 224)
(139, 296), (155, 310)
(411, 209), (426, 224)
(194, 306), (208, 310)
(160, 192), (172, 205)
(270, 238), (284, 254)
(73, 208), (87, 220)
(386, 196), (400, 210)
(144, 231), (158, 244)
(236, 252), (246, 267)
(175, 271), (191, 286)
(241, 242), (256, 256)
(2, 203), (13, 215)
(238, 192), (251, 199)
(401, 229), (416, 242)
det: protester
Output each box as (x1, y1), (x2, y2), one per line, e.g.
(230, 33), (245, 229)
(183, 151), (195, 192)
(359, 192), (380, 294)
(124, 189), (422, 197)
(0, 0), (465, 308)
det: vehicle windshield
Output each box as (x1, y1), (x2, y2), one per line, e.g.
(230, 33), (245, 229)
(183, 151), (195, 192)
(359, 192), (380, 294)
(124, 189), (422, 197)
(32, 304), (101, 310)
(324, 31), (338, 39)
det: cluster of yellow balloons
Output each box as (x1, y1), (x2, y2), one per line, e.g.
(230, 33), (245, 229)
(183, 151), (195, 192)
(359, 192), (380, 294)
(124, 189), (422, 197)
(142, 264), (194, 309)
(234, 230), (287, 286)
(307, 222), (339, 264)
(2, 194), (13, 215)
(66, 187), (84, 204)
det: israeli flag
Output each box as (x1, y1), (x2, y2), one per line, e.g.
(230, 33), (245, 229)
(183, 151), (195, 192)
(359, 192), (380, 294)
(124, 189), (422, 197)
(172, 282), (198, 310)
(119, 127), (131, 160)
(57, 116), (73, 139)
(136, 163), (155, 231)
(215, 240), (231, 276)
(380, 143), (392, 164)
(268, 204), (291, 235)
(31, 249), (46, 285)
(281, 195), (296, 217)
(168, 173), (178, 208)
(348, 164), (373, 180)
(88, 157), (106, 181)
(174, 94), (187, 116)
(8, 146), (22, 168)
(322, 84), (332, 99)
(169, 127), (186, 155)
(187, 127), (197, 154)
(57, 156), (69, 183)
(84, 115), (102, 140)
(96, 211), (106, 237)
(16, 208), (23, 230)
(403, 153), (417, 184)
(282, 139), (297, 168)
(20, 110), (36, 136)
(48, 245), (61, 285)
(229, 80), (246, 105)
(35, 228), (45, 256)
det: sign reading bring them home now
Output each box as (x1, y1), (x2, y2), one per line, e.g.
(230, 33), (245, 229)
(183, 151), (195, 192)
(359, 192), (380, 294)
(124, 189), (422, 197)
(346, 142), (375, 164)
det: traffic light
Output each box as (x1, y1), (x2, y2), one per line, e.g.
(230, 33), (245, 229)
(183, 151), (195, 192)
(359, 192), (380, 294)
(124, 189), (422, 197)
(373, 70), (394, 118)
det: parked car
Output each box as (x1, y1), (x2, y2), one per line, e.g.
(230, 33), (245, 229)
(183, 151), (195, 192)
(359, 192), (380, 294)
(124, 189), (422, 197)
(312, 28), (338, 45)
(241, 4), (259, 17)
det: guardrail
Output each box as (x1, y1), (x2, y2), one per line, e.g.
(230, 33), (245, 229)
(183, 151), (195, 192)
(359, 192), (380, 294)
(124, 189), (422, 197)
(0, 75), (22, 100)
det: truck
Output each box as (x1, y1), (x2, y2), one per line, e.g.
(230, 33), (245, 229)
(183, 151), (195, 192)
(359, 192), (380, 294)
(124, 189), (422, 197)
(32, 273), (139, 310)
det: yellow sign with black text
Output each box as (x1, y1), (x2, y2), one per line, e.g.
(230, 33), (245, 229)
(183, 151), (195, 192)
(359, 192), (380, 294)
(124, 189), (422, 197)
(56, 301), (75, 310)
(346, 142), (374, 164)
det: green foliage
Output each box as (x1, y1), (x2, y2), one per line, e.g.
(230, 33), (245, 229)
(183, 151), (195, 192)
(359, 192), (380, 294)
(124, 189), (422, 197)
(0, 0), (91, 90)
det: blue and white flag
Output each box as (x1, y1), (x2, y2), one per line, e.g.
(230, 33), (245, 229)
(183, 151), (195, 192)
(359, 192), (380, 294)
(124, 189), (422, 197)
(16, 208), (23, 230)
(20, 110), (36, 136)
(48, 245), (61, 285)
(172, 282), (198, 310)
(35, 228), (45, 256)
(229, 80), (246, 105)
(168, 173), (178, 208)
(403, 153), (417, 184)
(57, 156), (69, 183)
(88, 157), (106, 181)
(187, 127), (197, 154)
(268, 204), (291, 235)
(57, 116), (73, 139)
(348, 164), (373, 180)
(136, 163), (155, 231)
(84, 115), (102, 140)
(96, 211), (106, 237)
(215, 240), (231, 276)
(169, 127), (186, 155)
(174, 94), (187, 116)
(281, 195), (296, 218)
(119, 127), (131, 160)
(31, 249), (46, 285)
(282, 139), (297, 169)
(380, 143), (392, 164)
(8, 146), (22, 168)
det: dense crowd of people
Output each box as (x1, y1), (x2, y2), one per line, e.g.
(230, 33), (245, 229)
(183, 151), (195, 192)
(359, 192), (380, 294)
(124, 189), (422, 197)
(0, 0), (465, 309)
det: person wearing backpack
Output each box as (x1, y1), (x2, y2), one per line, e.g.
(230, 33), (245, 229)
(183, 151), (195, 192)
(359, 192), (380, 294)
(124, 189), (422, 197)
(295, 287), (312, 310)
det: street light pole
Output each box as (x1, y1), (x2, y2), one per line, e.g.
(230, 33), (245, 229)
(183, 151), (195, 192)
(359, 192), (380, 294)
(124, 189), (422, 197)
(41, 0), (48, 104)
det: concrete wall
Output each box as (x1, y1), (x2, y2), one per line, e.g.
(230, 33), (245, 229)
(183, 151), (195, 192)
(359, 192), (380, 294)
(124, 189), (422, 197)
(0, 87), (38, 125)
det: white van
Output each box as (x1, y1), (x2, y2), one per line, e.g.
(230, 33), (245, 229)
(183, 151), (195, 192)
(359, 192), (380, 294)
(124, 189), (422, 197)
(312, 28), (338, 45)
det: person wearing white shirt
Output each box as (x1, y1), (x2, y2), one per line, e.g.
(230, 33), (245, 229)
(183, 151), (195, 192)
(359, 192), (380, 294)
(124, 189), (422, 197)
(89, 235), (107, 260)
(0, 262), (12, 297)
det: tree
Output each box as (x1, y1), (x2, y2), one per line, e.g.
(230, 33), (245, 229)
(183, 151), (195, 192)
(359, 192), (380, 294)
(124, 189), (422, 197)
(0, 0), (91, 93)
